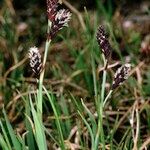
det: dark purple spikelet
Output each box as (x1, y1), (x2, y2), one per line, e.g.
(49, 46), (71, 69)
(112, 63), (131, 90)
(96, 25), (111, 59)
(46, 0), (71, 40)
(28, 47), (42, 75)
(47, 0), (58, 21)
(49, 9), (71, 39)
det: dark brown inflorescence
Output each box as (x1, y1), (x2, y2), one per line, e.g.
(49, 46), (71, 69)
(28, 47), (42, 74)
(112, 63), (131, 90)
(47, 0), (58, 21)
(49, 9), (71, 39)
(96, 25), (111, 59)
(46, 0), (71, 39)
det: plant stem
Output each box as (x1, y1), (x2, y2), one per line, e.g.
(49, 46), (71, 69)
(94, 55), (107, 150)
(103, 90), (113, 107)
(101, 69), (107, 104)
(38, 20), (52, 116)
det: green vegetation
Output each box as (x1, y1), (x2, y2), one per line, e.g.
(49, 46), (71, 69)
(0, 0), (150, 149)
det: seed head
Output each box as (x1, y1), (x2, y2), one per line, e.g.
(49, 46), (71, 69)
(49, 9), (71, 39)
(96, 25), (111, 59)
(28, 47), (42, 74)
(47, 0), (58, 21)
(112, 63), (131, 89)
(46, 0), (71, 40)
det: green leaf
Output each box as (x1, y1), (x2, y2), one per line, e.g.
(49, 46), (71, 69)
(29, 96), (47, 150)
(43, 86), (66, 150)
(0, 121), (11, 150)
(2, 108), (22, 150)
(25, 98), (36, 150)
(0, 133), (10, 150)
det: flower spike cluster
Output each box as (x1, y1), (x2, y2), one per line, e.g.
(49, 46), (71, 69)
(50, 9), (71, 39)
(112, 63), (131, 89)
(28, 47), (42, 74)
(96, 25), (111, 59)
(96, 25), (131, 89)
(47, 0), (58, 21)
(47, 0), (71, 39)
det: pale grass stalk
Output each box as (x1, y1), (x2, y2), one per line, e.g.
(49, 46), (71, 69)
(94, 54), (107, 150)
(37, 20), (52, 116)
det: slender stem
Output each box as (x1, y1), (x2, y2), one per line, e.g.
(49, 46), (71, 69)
(94, 96), (104, 150)
(38, 20), (52, 116)
(101, 55), (108, 104)
(38, 40), (51, 115)
(94, 55), (107, 150)
(101, 69), (107, 104)
(100, 55), (107, 149)
(103, 90), (113, 107)
(91, 53), (98, 97)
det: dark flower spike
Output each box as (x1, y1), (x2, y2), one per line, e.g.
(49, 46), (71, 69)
(29, 47), (42, 74)
(49, 9), (71, 39)
(96, 25), (111, 59)
(47, 0), (58, 21)
(112, 63), (131, 90)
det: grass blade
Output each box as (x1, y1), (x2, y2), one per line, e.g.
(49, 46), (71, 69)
(0, 133), (10, 150)
(29, 95), (47, 150)
(2, 108), (21, 150)
(0, 121), (12, 150)
(78, 111), (95, 150)
(25, 98), (36, 150)
(43, 86), (66, 150)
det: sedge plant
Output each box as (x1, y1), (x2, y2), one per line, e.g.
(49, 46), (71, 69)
(76, 25), (131, 150)
(96, 25), (131, 150)
(29, 0), (71, 116)
(28, 0), (71, 149)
